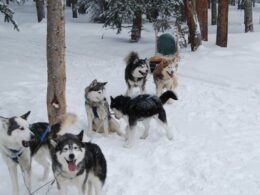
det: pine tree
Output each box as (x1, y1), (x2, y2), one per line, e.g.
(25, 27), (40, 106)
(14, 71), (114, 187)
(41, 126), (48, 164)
(102, 0), (183, 42)
(211, 0), (217, 25)
(244, 0), (253, 32)
(216, 0), (228, 47)
(0, 0), (19, 30)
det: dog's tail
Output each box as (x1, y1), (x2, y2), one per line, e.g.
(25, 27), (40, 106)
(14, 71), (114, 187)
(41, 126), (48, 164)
(124, 51), (139, 65)
(50, 113), (77, 136)
(160, 91), (178, 104)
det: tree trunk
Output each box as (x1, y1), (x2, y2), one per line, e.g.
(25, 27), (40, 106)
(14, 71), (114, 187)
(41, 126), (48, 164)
(196, 0), (208, 41)
(244, 0), (254, 32)
(47, 0), (66, 124)
(184, 0), (201, 51)
(71, 0), (78, 18)
(130, 11), (142, 42)
(35, 0), (45, 23)
(216, 0), (228, 47)
(211, 0), (217, 25)
(66, 0), (72, 7)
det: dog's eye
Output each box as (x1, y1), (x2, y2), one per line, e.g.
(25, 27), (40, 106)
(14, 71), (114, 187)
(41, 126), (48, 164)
(74, 146), (79, 150)
(20, 127), (24, 130)
(63, 148), (68, 152)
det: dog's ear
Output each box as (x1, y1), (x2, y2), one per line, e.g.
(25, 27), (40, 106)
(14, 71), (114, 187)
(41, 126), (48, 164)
(21, 111), (31, 120)
(90, 79), (97, 87)
(110, 96), (114, 102)
(50, 139), (58, 148)
(102, 82), (108, 86)
(77, 130), (84, 141)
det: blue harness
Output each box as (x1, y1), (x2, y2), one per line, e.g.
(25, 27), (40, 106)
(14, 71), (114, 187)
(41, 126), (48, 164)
(29, 124), (49, 142)
(92, 107), (99, 118)
(5, 147), (23, 163)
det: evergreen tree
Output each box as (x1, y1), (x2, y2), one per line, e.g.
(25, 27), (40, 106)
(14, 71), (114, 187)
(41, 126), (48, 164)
(102, 0), (183, 41)
(0, 0), (19, 30)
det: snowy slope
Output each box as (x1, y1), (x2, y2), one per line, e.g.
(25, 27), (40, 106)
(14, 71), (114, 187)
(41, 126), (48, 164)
(0, 3), (260, 195)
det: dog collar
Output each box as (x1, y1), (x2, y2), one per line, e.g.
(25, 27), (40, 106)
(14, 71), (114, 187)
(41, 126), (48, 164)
(3, 146), (23, 163)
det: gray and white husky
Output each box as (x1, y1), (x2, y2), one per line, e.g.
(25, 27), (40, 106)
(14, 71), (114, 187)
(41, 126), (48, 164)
(50, 131), (107, 195)
(85, 79), (124, 137)
(124, 51), (149, 97)
(0, 111), (77, 195)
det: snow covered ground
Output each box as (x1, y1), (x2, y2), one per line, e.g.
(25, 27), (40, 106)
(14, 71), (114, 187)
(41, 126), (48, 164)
(0, 3), (260, 195)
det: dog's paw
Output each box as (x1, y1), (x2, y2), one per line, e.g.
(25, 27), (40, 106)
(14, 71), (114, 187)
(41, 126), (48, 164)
(140, 134), (148, 139)
(167, 133), (174, 140)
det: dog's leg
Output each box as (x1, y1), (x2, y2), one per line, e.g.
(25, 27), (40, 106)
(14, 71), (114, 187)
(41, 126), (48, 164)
(34, 148), (50, 181)
(8, 164), (19, 195)
(157, 109), (173, 140)
(103, 118), (109, 136)
(87, 181), (93, 195)
(156, 83), (163, 97)
(109, 118), (125, 138)
(92, 176), (102, 195)
(140, 119), (151, 139)
(86, 105), (94, 136)
(124, 118), (137, 147)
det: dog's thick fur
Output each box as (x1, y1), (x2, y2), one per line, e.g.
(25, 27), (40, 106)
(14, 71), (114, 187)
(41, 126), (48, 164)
(110, 91), (178, 147)
(50, 131), (107, 195)
(149, 28), (180, 100)
(124, 51), (149, 97)
(0, 111), (77, 195)
(85, 79), (123, 137)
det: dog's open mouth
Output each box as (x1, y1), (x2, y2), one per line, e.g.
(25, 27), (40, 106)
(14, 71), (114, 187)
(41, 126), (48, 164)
(66, 159), (77, 172)
(139, 70), (147, 77)
(167, 71), (174, 78)
(22, 140), (31, 147)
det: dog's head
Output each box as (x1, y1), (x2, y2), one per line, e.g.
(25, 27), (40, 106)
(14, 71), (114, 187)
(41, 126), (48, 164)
(131, 58), (149, 79)
(50, 130), (85, 173)
(110, 95), (130, 119)
(153, 57), (178, 80)
(0, 111), (33, 148)
(85, 79), (107, 103)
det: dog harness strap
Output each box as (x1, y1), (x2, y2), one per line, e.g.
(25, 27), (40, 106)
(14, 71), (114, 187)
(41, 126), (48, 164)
(39, 127), (49, 142)
(92, 107), (99, 118)
(4, 146), (23, 163)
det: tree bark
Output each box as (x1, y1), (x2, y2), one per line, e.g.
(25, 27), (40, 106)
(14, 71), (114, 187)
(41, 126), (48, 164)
(47, 0), (66, 124)
(244, 0), (254, 32)
(216, 0), (228, 47)
(184, 0), (201, 51)
(130, 11), (142, 42)
(211, 0), (217, 25)
(36, 0), (45, 23)
(196, 0), (208, 41)
(71, 0), (78, 18)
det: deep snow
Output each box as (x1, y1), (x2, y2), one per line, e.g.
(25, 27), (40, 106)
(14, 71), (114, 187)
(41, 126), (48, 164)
(0, 2), (260, 195)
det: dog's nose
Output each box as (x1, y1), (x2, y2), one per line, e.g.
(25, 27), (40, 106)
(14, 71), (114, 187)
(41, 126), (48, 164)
(69, 154), (75, 160)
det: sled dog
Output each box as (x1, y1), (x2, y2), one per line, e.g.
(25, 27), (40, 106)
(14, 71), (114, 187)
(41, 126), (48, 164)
(85, 79), (123, 137)
(0, 111), (77, 195)
(50, 131), (107, 195)
(124, 51), (149, 97)
(110, 91), (178, 147)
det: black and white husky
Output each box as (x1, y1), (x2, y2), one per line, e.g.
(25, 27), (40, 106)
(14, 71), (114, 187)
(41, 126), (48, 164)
(0, 111), (76, 195)
(124, 51), (149, 96)
(50, 131), (107, 195)
(110, 91), (178, 147)
(85, 79), (123, 137)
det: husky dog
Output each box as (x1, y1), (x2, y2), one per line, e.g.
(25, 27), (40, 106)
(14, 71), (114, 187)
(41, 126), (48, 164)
(152, 56), (178, 100)
(124, 51), (149, 97)
(0, 111), (33, 195)
(85, 79), (123, 137)
(50, 131), (107, 195)
(110, 91), (178, 147)
(0, 111), (77, 195)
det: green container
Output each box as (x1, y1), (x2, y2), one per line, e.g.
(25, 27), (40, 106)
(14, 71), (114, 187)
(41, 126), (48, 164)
(157, 33), (176, 55)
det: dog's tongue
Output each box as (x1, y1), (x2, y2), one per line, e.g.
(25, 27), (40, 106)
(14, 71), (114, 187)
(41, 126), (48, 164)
(68, 161), (76, 172)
